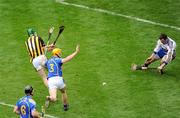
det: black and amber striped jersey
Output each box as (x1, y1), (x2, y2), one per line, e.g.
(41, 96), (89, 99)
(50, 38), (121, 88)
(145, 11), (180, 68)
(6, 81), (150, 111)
(25, 36), (45, 62)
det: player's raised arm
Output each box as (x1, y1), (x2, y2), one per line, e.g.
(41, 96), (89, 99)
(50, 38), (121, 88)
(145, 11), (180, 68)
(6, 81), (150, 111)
(62, 45), (80, 63)
(45, 43), (55, 51)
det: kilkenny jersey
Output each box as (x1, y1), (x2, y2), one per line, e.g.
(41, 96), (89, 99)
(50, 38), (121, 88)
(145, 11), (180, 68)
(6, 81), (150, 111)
(25, 36), (45, 62)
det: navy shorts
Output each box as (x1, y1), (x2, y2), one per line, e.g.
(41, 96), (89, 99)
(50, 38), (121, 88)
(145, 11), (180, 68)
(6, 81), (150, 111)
(157, 48), (176, 59)
(157, 48), (167, 58)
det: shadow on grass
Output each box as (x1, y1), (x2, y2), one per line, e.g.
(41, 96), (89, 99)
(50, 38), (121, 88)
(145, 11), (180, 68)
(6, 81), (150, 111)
(132, 67), (178, 79)
(130, 58), (180, 79)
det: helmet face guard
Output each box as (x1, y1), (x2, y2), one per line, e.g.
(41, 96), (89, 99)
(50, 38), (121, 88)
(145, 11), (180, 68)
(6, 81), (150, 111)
(24, 85), (33, 95)
(27, 28), (37, 37)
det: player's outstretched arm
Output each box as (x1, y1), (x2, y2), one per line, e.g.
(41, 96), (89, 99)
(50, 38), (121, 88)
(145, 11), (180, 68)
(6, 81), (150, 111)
(62, 44), (80, 63)
(13, 106), (20, 115)
(157, 51), (172, 70)
(46, 43), (55, 51)
(165, 51), (173, 63)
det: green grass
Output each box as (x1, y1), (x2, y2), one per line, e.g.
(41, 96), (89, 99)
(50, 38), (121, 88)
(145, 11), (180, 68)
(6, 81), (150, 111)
(0, 0), (180, 118)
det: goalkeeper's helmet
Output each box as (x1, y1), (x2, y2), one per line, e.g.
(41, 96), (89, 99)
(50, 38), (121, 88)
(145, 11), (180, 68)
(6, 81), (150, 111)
(27, 28), (37, 37)
(24, 85), (33, 95)
(52, 48), (62, 57)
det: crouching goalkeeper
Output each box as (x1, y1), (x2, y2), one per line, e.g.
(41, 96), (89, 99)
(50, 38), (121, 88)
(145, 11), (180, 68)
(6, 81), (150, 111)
(132, 33), (176, 74)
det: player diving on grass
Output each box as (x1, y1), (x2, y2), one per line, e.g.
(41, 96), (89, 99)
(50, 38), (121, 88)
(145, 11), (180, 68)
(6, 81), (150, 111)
(25, 28), (55, 87)
(44, 45), (80, 111)
(13, 85), (42, 118)
(132, 33), (176, 74)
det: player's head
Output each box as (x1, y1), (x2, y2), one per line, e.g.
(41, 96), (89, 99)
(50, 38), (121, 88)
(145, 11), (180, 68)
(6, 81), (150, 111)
(159, 33), (168, 44)
(52, 48), (62, 57)
(27, 28), (37, 37)
(24, 85), (34, 96)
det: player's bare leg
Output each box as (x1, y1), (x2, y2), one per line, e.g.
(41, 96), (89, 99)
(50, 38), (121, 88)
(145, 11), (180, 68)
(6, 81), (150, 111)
(60, 88), (68, 111)
(37, 69), (48, 87)
(45, 88), (57, 108)
(158, 51), (176, 74)
(142, 55), (158, 68)
(131, 58), (157, 70)
(157, 55), (169, 74)
(157, 63), (166, 74)
(132, 54), (159, 71)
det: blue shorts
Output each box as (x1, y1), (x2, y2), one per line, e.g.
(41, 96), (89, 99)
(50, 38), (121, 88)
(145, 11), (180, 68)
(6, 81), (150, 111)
(157, 48), (167, 58)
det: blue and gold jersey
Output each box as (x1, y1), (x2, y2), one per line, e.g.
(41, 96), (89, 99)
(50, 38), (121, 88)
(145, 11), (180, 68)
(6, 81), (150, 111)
(45, 56), (63, 78)
(16, 96), (36, 118)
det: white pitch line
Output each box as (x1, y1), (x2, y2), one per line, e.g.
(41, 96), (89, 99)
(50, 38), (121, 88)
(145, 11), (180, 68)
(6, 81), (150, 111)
(0, 101), (58, 118)
(56, 0), (180, 31)
(0, 102), (14, 107)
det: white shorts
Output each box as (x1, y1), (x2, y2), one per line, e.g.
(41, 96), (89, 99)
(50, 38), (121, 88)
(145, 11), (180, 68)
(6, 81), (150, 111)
(48, 76), (66, 90)
(32, 55), (47, 71)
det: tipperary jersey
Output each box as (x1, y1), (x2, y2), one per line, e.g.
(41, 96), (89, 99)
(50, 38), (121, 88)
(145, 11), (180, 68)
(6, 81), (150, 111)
(154, 37), (176, 55)
(45, 56), (63, 78)
(16, 95), (36, 118)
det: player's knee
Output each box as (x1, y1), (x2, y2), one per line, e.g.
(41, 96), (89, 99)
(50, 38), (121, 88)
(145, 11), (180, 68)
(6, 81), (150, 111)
(61, 90), (65, 94)
(146, 57), (153, 62)
(162, 55), (171, 64)
(51, 97), (57, 102)
(61, 88), (66, 94)
(172, 55), (176, 60)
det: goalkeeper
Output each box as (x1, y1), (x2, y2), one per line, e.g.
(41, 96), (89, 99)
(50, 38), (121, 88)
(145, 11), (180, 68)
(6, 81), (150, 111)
(132, 33), (176, 74)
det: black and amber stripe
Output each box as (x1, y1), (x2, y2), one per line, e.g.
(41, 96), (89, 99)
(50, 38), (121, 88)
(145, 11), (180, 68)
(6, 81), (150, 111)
(25, 36), (45, 62)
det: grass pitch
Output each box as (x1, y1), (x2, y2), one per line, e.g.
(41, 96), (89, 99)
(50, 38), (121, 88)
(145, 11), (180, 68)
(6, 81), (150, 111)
(0, 0), (180, 118)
